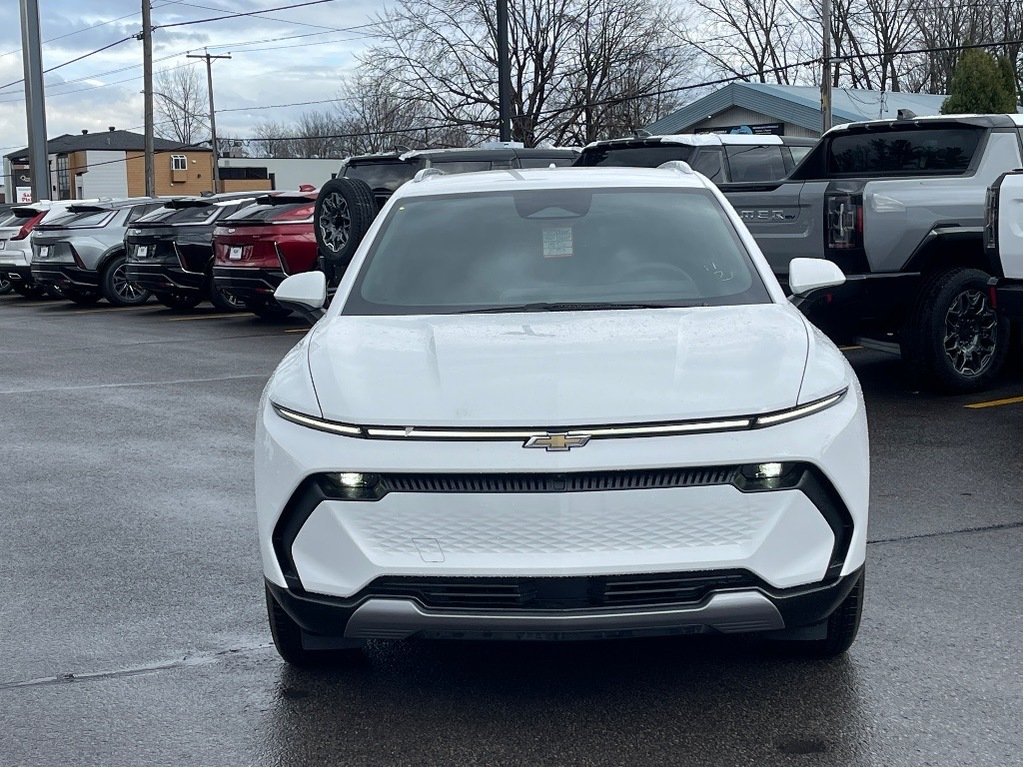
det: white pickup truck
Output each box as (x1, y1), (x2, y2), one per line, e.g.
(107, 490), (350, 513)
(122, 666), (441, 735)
(985, 168), (1023, 324)
(722, 114), (1023, 393)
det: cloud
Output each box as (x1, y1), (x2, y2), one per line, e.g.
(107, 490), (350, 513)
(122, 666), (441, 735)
(0, 0), (385, 158)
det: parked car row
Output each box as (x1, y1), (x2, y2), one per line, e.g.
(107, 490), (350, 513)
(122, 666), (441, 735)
(4, 117), (1021, 394)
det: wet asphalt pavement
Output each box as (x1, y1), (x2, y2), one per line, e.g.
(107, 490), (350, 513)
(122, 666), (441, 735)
(0, 293), (1020, 766)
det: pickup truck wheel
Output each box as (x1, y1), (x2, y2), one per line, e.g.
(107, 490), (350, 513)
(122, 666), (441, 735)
(314, 178), (377, 284)
(904, 268), (1009, 393)
(102, 255), (151, 306)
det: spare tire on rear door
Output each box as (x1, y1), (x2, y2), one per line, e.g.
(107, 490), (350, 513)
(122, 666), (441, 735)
(314, 178), (377, 285)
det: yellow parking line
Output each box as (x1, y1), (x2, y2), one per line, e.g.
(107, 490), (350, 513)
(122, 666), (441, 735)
(164, 312), (248, 322)
(964, 396), (1024, 409)
(839, 345), (863, 351)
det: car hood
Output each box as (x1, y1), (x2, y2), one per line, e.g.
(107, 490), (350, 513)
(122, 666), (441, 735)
(307, 305), (810, 427)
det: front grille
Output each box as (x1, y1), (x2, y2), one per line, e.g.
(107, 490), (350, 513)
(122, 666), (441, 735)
(379, 467), (736, 494)
(362, 571), (761, 611)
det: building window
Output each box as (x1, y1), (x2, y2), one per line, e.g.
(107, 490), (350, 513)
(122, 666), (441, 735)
(171, 155), (188, 171)
(56, 154), (71, 199)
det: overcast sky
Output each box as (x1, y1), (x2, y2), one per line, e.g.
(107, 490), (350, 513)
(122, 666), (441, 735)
(0, 0), (387, 155)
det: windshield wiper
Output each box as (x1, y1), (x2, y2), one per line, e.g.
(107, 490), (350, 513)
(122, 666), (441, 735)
(458, 301), (693, 314)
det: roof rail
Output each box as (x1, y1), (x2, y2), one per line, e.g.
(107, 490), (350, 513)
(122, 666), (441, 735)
(413, 167), (446, 183)
(657, 160), (694, 175)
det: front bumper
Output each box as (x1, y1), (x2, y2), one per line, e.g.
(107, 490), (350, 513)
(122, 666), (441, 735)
(126, 263), (205, 295)
(31, 262), (99, 289)
(267, 567), (863, 641)
(212, 265), (285, 304)
(256, 379), (869, 641)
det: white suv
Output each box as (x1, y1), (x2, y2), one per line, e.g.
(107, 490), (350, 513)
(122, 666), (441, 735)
(256, 165), (869, 664)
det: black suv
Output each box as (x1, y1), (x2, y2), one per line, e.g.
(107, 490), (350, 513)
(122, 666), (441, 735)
(125, 192), (259, 310)
(314, 145), (579, 282)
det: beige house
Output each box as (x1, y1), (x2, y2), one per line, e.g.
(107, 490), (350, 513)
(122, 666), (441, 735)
(1, 128), (259, 202)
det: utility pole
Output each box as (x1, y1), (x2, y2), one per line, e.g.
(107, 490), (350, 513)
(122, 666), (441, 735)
(141, 0), (155, 197)
(19, 0), (49, 202)
(821, 0), (832, 133)
(188, 50), (230, 193)
(496, 0), (512, 142)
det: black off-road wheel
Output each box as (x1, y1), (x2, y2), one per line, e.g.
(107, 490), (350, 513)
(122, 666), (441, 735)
(101, 255), (151, 306)
(314, 178), (377, 284)
(265, 585), (363, 666)
(903, 267), (1009, 393)
(154, 291), (203, 310)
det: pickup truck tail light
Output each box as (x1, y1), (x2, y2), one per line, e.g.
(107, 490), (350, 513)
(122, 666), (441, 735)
(826, 193), (863, 250)
(983, 184), (999, 255)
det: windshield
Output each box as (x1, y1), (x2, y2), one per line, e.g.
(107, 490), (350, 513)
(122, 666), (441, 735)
(345, 160), (417, 192)
(136, 203), (218, 226)
(576, 144), (695, 168)
(224, 197), (315, 223)
(40, 208), (114, 229)
(343, 187), (770, 316)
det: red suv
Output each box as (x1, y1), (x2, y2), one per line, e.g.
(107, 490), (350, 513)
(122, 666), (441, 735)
(212, 191), (317, 319)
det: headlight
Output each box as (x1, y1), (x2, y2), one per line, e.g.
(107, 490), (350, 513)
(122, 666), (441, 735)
(734, 462), (802, 491)
(317, 472), (385, 501)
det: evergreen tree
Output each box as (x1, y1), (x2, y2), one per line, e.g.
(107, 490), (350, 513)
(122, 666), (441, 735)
(996, 56), (1021, 105)
(941, 50), (1017, 114)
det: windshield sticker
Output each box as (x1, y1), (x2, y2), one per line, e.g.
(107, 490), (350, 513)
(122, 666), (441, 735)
(542, 227), (573, 258)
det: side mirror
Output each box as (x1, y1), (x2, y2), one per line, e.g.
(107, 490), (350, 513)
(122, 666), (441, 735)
(788, 258), (846, 297)
(275, 271), (327, 324)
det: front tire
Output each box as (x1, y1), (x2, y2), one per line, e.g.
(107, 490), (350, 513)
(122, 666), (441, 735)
(266, 585), (363, 666)
(789, 571), (864, 658)
(101, 255), (151, 306)
(903, 267), (1009, 393)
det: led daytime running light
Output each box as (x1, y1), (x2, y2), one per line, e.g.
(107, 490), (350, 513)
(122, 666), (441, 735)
(270, 388), (847, 441)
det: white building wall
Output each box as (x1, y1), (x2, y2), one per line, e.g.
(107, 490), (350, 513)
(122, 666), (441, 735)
(78, 150), (129, 199)
(219, 158), (340, 190)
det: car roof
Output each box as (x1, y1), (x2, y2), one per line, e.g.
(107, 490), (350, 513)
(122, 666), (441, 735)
(826, 113), (1024, 134)
(391, 166), (712, 200)
(345, 146), (579, 165)
(582, 134), (816, 149)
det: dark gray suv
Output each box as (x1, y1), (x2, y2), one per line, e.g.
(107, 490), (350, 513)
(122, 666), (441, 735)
(30, 198), (164, 305)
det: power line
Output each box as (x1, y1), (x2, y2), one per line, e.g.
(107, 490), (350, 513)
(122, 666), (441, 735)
(153, 0), (341, 29)
(0, 35), (136, 92)
(164, 0), (377, 35)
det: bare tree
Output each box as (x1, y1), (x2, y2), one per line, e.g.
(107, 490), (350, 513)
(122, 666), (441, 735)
(360, 0), (687, 146)
(154, 66), (209, 145)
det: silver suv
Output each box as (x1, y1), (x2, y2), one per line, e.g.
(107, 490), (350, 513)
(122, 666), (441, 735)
(30, 197), (164, 305)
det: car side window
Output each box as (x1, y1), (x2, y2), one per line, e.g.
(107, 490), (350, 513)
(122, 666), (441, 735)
(127, 203), (163, 224)
(689, 149), (725, 183)
(724, 145), (788, 182)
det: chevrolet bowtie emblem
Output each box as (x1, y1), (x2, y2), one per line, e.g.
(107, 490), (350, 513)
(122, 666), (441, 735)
(523, 433), (591, 451)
